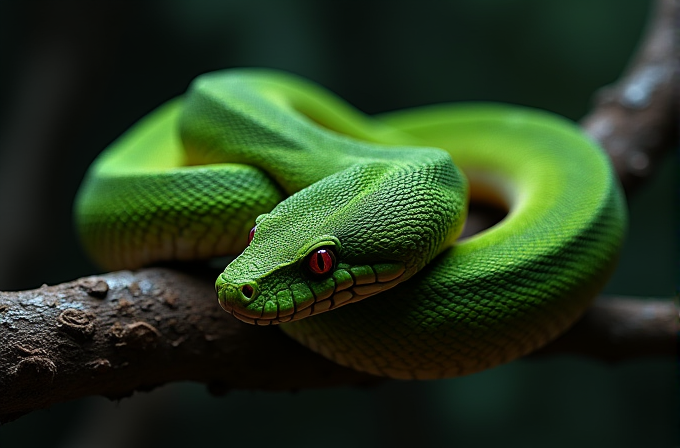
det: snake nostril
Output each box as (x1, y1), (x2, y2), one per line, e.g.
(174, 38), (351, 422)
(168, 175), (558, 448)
(241, 284), (254, 299)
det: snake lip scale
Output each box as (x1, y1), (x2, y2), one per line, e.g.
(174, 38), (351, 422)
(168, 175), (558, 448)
(217, 262), (408, 325)
(75, 68), (626, 379)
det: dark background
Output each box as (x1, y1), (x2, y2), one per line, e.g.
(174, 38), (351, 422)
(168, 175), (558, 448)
(0, 1), (676, 447)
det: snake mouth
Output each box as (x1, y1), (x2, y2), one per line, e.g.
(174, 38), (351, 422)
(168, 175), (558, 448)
(220, 294), (342, 326)
(218, 299), (277, 326)
(218, 262), (409, 326)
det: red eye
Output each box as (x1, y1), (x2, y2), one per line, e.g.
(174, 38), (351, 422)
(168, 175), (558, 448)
(308, 248), (335, 276)
(248, 226), (256, 245)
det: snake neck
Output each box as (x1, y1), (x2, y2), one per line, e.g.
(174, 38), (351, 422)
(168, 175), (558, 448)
(179, 69), (429, 194)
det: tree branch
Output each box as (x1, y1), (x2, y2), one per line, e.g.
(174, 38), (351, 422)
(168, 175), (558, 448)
(0, 268), (378, 423)
(0, 0), (677, 425)
(532, 295), (677, 361)
(580, 0), (678, 195)
(0, 269), (675, 423)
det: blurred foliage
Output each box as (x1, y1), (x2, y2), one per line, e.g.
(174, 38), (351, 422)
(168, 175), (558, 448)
(0, 0), (676, 447)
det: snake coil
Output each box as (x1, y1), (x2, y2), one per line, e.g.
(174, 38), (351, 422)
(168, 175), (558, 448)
(76, 69), (626, 379)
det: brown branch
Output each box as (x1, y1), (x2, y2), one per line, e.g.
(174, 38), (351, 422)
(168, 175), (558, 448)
(0, 269), (379, 423)
(580, 0), (678, 195)
(532, 296), (677, 361)
(0, 269), (675, 423)
(1, 0), (677, 425)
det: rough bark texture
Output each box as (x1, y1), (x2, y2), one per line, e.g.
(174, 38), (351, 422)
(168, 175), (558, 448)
(580, 0), (678, 195)
(0, 269), (378, 422)
(0, 269), (675, 423)
(0, 0), (677, 425)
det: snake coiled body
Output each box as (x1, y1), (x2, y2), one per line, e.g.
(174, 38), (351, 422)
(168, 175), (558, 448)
(76, 69), (626, 379)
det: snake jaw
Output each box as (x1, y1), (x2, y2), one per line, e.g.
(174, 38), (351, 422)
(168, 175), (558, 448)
(217, 260), (410, 326)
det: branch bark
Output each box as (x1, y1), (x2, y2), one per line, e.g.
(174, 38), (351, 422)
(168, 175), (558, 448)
(580, 0), (678, 195)
(0, 0), (677, 425)
(0, 269), (675, 423)
(0, 269), (378, 423)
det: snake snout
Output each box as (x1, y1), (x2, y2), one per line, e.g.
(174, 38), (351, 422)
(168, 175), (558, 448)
(217, 280), (259, 314)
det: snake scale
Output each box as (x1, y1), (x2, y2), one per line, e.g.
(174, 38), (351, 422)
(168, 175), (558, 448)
(75, 69), (626, 379)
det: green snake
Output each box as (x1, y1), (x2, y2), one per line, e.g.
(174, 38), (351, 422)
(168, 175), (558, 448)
(75, 69), (626, 379)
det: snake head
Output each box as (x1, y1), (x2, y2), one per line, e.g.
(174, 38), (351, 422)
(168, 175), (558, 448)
(216, 224), (408, 325)
(215, 204), (409, 326)
(215, 159), (463, 325)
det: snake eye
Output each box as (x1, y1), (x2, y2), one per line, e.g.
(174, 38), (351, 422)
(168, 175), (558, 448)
(248, 226), (256, 245)
(307, 248), (335, 276)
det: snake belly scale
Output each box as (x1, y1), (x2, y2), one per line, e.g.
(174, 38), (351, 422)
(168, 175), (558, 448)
(75, 68), (626, 379)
